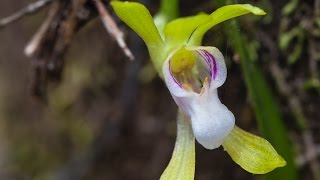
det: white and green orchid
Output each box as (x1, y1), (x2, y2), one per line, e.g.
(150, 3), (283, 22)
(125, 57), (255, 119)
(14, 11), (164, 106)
(111, 1), (286, 179)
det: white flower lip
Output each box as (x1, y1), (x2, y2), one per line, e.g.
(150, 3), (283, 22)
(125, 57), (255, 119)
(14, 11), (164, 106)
(163, 46), (235, 149)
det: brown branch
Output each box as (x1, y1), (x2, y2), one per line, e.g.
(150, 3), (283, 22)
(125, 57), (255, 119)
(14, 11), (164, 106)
(25, 1), (59, 57)
(92, 0), (134, 60)
(5, 0), (134, 99)
(26, 0), (94, 99)
(0, 0), (54, 29)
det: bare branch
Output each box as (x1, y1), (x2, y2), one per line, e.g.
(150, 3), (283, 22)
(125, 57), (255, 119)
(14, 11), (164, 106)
(297, 144), (320, 167)
(92, 0), (135, 60)
(25, 2), (59, 57)
(0, 0), (54, 29)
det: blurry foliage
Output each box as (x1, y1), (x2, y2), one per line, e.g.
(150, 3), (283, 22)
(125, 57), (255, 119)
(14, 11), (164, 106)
(279, 26), (305, 65)
(282, 0), (299, 16)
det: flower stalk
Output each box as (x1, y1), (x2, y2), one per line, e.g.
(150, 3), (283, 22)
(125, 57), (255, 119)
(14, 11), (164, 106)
(160, 112), (195, 180)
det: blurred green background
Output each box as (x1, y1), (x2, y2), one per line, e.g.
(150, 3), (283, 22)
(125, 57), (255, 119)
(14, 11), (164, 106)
(0, 0), (319, 179)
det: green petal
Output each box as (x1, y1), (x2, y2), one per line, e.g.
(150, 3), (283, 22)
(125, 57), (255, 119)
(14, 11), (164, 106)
(188, 4), (266, 45)
(163, 14), (210, 48)
(160, 112), (195, 180)
(111, 1), (164, 70)
(222, 126), (286, 174)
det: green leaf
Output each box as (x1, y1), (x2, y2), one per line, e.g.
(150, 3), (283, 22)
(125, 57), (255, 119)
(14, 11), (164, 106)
(111, 1), (165, 72)
(223, 126), (286, 174)
(215, 1), (298, 178)
(160, 112), (195, 180)
(188, 4), (266, 45)
(215, 0), (298, 179)
(282, 0), (300, 16)
(279, 27), (305, 64)
(226, 21), (298, 180)
(163, 14), (210, 48)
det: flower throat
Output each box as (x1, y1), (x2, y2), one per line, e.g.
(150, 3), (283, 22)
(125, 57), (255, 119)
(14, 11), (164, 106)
(170, 47), (209, 94)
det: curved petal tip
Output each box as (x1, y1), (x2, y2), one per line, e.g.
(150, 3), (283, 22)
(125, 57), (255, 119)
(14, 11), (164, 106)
(223, 126), (287, 174)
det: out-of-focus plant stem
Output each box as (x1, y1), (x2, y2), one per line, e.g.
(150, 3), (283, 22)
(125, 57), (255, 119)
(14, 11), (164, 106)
(215, 0), (298, 179)
(158, 0), (179, 20)
(154, 0), (179, 36)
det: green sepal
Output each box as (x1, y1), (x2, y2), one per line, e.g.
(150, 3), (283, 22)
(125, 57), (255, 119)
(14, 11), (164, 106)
(160, 112), (195, 180)
(164, 14), (210, 49)
(188, 4), (266, 45)
(222, 126), (286, 174)
(111, 1), (165, 72)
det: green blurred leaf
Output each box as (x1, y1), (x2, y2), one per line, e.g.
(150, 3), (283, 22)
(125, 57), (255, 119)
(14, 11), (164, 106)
(160, 112), (195, 180)
(216, 1), (298, 179)
(304, 78), (320, 94)
(227, 22), (298, 179)
(154, 0), (179, 37)
(279, 27), (304, 64)
(282, 0), (299, 16)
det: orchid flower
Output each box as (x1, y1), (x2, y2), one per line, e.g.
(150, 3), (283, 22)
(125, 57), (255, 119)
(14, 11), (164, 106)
(111, 1), (286, 179)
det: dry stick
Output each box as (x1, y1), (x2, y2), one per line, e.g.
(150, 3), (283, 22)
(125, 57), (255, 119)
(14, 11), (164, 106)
(24, 2), (59, 57)
(92, 0), (134, 60)
(315, 0), (320, 17)
(257, 30), (320, 177)
(309, 40), (319, 78)
(308, 1), (320, 90)
(297, 145), (320, 166)
(0, 0), (54, 29)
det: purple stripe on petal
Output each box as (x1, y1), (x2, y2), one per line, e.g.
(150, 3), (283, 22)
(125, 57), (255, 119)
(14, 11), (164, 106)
(203, 51), (213, 78)
(196, 51), (209, 76)
(195, 51), (211, 79)
(199, 50), (217, 80)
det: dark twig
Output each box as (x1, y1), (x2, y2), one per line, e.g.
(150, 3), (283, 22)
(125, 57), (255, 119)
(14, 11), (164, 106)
(92, 0), (134, 60)
(24, 1), (58, 57)
(315, 0), (320, 17)
(0, 0), (54, 29)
